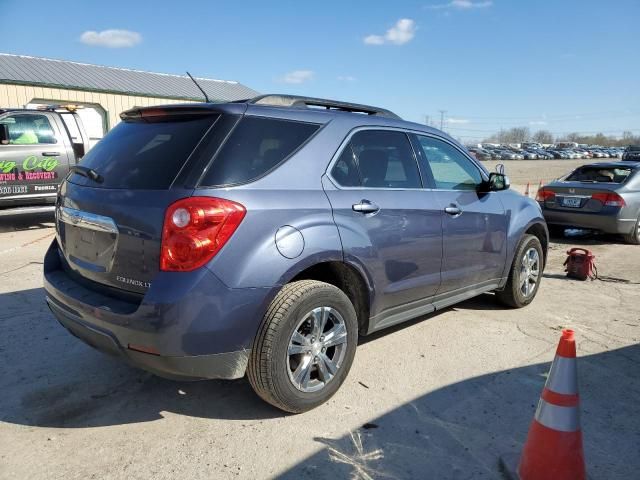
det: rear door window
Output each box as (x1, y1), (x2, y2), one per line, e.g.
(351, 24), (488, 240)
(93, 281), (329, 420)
(345, 130), (422, 189)
(69, 115), (218, 189)
(331, 146), (361, 187)
(200, 116), (320, 186)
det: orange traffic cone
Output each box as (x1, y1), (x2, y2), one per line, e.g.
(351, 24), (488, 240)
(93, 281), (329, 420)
(524, 182), (530, 197)
(500, 329), (586, 480)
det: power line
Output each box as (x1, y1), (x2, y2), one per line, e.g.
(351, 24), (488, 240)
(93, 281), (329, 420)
(442, 108), (640, 121)
(439, 113), (640, 127)
(438, 110), (447, 131)
(446, 125), (640, 135)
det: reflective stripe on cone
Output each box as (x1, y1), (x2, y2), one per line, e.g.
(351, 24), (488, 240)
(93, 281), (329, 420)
(545, 356), (578, 395)
(535, 398), (580, 432)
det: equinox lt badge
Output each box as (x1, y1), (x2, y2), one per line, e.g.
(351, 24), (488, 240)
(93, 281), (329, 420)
(116, 276), (151, 289)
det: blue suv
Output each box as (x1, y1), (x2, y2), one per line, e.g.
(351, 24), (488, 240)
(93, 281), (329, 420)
(44, 95), (548, 412)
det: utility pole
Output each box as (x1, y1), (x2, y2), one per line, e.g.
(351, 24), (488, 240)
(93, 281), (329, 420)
(424, 115), (430, 127)
(439, 110), (447, 131)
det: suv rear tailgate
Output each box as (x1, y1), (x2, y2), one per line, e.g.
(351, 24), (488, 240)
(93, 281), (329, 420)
(56, 181), (194, 294)
(55, 106), (229, 295)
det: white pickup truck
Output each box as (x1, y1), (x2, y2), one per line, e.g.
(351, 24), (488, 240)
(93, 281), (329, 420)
(0, 105), (90, 216)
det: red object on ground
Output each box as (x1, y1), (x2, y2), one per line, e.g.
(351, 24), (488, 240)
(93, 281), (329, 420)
(524, 182), (530, 197)
(564, 248), (597, 280)
(517, 329), (586, 480)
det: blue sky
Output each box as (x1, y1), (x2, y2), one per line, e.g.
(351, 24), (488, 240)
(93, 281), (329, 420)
(1, 0), (639, 142)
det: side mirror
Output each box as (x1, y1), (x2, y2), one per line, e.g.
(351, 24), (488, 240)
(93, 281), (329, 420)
(0, 124), (9, 145)
(488, 172), (510, 191)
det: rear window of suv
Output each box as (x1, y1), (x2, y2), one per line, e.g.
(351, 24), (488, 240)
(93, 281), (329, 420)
(70, 115), (218, 189)
(200, 116), (320, 186)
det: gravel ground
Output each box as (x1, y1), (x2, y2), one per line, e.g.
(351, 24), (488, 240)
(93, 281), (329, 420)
(0, 180), (638, 479)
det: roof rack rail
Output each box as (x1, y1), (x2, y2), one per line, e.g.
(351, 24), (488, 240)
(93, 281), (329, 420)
(246, 94), (401, 119)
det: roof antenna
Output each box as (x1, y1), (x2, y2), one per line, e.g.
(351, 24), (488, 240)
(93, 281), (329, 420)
(186, 71), (210, 103)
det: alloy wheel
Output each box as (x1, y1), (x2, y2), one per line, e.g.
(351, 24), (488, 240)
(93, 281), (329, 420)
(287, 306), (348, 393)
(519, 247), (540, 298)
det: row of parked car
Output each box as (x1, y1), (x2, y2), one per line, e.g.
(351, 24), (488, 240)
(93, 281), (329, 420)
(468, 144), (626, 161)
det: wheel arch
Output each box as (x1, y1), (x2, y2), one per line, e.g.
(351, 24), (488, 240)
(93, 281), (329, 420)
(289, 261), (372, 336)
(524, 221), (549, 267)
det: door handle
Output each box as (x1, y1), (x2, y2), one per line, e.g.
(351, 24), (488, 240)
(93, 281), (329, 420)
(352, 200), (380, 214)
(42, 152), (60, 156)
(444, 204), (462, 216)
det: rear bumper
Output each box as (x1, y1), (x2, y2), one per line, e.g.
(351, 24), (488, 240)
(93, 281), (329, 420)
(43, 239), (274, 380)
(48, 299), (249, 380)
(542, 208), (635, 235)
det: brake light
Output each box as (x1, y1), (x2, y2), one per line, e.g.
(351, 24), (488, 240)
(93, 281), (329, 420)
(140, 108), (168, 118)
(536, 188), (556, 202)
(160, 197), (246, 271)
(591, 192), (626, 207)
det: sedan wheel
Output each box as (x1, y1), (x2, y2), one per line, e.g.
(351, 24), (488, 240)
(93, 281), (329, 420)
(623, 216), (640, 245)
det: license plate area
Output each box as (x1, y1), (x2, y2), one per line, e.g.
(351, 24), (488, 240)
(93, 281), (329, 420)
(561, 197), (582, 208)
(65, 226), (117, 271)
(57, 207), (119, 272)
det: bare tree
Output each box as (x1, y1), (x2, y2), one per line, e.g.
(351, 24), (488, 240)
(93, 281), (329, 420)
(486, 129), (639, 147)
(532, 130), (554, 144)
(486, 127), (531, 144)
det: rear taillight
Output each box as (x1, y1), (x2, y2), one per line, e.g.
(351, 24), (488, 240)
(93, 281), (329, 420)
(536, 188), (556, 202)
(160, 197), (246, 271)
(591, 192), (626, 207)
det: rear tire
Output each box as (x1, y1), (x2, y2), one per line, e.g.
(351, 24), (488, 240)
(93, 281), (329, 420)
(623, 216), (640, 245)
(247, 280), (358, 413)
(496, 234), (544, 308)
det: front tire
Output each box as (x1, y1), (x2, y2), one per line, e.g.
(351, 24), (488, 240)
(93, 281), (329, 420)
(496, 234), (544, 308)
(247, 280), (358, 413)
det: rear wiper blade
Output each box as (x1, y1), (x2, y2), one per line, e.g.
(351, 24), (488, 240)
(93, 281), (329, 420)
(70, 165), (103, 183)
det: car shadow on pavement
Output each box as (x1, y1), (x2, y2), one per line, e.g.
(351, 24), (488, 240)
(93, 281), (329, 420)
(1, 286), (521, 430)
(0, 287), (282, 427)
(0, 212), (55, 233)
(278, 343), (639, 480)
(358, 295), (507, 348)
(3, 288), (638, 478)
(1, 287), (523, 430)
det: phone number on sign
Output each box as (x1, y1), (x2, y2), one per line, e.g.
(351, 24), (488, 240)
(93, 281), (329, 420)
(0, 185), (28, 195)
